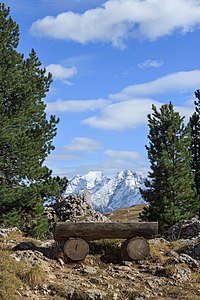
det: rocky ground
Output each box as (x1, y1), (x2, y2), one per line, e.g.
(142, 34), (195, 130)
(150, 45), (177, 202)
(1, 221), (200, 300)
(1, 197), (200, 300)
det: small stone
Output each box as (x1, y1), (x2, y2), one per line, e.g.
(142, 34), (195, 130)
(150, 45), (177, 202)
(123, 261), (133, 266)
(0, 232), (7, 239)
(90, 278), (101, 285)
(179, 253), (200, 268)
(112, 293), (118, 300)
(126, 274), (136, 280)
(147, 281), (156, 289)
(116, 266), (130, 271)
(81, 266), (97, 275)
(58, 258), (65, 267)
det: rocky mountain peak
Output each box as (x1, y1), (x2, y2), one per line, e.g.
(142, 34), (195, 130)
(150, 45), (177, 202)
(64, 169), (145, 213)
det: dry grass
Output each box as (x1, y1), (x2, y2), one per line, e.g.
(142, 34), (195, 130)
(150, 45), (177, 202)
(6, 230), (24, 242)
(89, 239), (122, 255)
(22, 265), (47, 287)
(163, 285), (200, 300)
(47, 283), (68, 297)
(0, 250), (25, 300)
(192, 272), (200, 283)
(149, 239), (186, 263)
(0, 235), (47, 300)
(0, 271), (22, 300)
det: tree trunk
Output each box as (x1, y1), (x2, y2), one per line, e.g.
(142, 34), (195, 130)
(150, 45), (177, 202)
(121, 237), (150, 261)
(54, 222), (158, 241)
(63, 238), (89, 261)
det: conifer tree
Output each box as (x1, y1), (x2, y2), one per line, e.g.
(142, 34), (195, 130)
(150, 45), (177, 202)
(140, 102), (198, 233)
(190, 90), (200, 202)
(0, 4), (67, 236)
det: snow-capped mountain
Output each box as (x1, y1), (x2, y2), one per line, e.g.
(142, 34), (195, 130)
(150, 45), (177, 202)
(63, 170), (146, 213)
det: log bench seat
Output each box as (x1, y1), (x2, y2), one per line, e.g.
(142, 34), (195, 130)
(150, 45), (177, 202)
(53, 222), (158, 262)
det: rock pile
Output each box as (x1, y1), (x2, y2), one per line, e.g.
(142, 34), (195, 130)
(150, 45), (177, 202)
(45, 194), (110, 223)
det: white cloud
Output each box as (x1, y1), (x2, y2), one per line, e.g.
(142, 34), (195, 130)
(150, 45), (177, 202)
(82, 97), (194, 130)
(111, 70), (200, 100)
(64, 137), (102, 152)
(82, 98), (164, 130)
(138, 59), (163, 69)
(31, 0), (200, 47)
(46, 64), (77, 84)
(174, 105), (195, 120)
(46, 70), (197, 130)
(46, 98), (109, 112)
(105, 149), (142, 159)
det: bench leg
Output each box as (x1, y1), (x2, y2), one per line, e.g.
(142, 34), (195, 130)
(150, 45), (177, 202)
(63, 237), (89, 261)
(121, 237), (150, 261)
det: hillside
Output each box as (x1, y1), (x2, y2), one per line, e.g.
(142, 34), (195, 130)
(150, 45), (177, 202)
(104, 204), (146, 222)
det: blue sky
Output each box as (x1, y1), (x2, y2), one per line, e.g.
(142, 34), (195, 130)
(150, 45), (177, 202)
(4, 0), (200, 178)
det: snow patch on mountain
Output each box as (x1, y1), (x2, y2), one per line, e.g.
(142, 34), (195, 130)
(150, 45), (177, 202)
(63, 170), (146, 213)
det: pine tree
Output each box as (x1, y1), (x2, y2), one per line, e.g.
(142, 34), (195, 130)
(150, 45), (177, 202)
(190, 90), (200, 202)
(0, 4), (67, 236)
(140, 102), (198, 233)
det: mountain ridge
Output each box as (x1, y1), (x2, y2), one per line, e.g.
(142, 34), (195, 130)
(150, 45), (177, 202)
(63, 169), (146, 213)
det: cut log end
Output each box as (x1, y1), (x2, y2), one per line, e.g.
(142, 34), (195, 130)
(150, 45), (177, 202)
(63, 238), (89, 261)
(121, 237), (150, 261)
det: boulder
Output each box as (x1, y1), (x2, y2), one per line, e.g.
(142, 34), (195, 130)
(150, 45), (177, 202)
(167, 218), (200, 241)
(164, 253), (200, 268)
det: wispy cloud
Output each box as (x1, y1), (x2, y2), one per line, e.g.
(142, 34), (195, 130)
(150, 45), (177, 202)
(46, 152), (79, 161)
(46, 69), (198, 130)
(31, 0), (200, 48)
(105, 149), (142, 159)
(174, 105), (195, 120)
(46, 151), (149, 178)
(111, 70), (200, 100)
(45, 136), (102, 176)
(46, 63), (77, 85)
(82, 98), (195, 130)
(82, 98), (164, 130)
(46, 98), (109, 112)
(47, 69), (198, 131)
(46, 162), (149, 178)
(138, 59), (163, 69)
(82, 70), (199, 130)
(64, 137), (102, 152)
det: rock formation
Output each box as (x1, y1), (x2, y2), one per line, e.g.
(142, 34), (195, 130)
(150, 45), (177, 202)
(45, 194), (110, 223)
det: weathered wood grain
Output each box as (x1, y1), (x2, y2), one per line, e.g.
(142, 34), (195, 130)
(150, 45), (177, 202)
(63, 238), (89, 261)
(54, 222), (158, 241)
(121, 237), (150, 260)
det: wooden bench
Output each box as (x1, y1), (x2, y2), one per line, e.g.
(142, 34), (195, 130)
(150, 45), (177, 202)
(53, 222), (158, 262)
